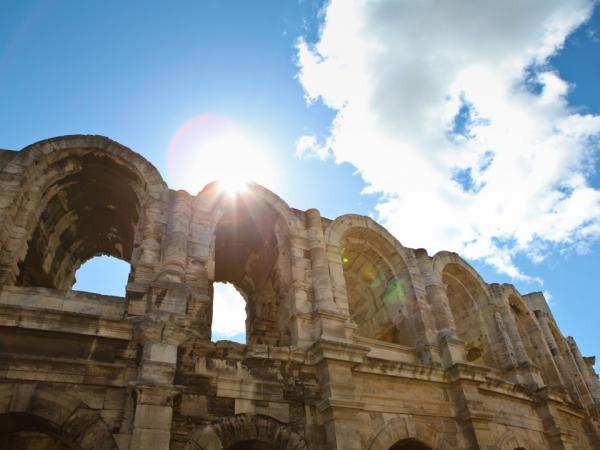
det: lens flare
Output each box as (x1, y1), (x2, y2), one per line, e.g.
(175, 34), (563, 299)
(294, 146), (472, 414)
(167, 114), (279, 194)
(383, 278), (407, 305)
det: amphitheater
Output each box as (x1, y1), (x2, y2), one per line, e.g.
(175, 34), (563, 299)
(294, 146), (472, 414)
(0, 135), (599, 449)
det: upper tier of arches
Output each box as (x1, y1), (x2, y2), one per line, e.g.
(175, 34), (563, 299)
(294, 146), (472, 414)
(0, 136), (558, 371)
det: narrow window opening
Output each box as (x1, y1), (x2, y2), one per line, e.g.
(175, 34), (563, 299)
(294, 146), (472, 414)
(211, 282), (247, 344)
(72, 255), (130, 297)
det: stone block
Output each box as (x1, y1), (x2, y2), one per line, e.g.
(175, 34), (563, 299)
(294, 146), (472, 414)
(143, 342), (178, 365)
(134, 404), (173, 431)
(130, 429), (171, 450)
(180, 394), (208, 418)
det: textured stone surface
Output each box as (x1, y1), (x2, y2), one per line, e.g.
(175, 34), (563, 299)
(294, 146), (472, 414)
(0, 135), (599, 449)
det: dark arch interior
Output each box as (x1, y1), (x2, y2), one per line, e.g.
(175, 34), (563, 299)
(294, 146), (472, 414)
(389, 438), (432, 450)
(226, 440), (276, 450)
(16, 152), (142, 290)
(0, 413), (78, 450)
(213, 195), (288, 345)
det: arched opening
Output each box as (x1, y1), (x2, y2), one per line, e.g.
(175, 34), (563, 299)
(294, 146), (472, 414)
(508, 295), (562, 385)
(15, 152), (143, 291)
(212, 282), (247, 343)
(389, 438), (432, 450)
(184, 414), (308, 450)
(72, 255), (130, 297)
(212, 194), (291, 346)
(0, 413), (78, 450)
(442, 263), (495, 367)
(341, 228), (413, 345)
(226, 440), (275, 450)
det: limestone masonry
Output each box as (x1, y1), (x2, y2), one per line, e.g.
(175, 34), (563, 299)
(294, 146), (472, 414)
(0, 135), (599, 449)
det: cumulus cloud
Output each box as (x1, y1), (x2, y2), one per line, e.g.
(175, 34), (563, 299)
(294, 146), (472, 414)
(212, 282), (247, 338)
(296, 0), (600, 280)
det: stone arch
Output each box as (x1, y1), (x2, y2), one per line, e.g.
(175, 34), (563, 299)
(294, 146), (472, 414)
(433, 251), (500, 367)
(325, 214), (420, 346)
(0, 135), (168, 289)
(367, 416), (453, 450)
(0, 383), (117, 450)
(198, 181), (303, 237)
(431, 252), (488, 294)
(198, 182), (299, 345)
(184, 413), (308, 450)
(505, 288), (542, 361)
(496, 430), (536, 450)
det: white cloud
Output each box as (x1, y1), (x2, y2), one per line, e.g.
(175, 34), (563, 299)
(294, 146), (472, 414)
(212, 282), (246, 338)
(296, 0), (600, 280)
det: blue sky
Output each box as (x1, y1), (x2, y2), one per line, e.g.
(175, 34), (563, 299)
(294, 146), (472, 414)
(1, 1), (599, 363)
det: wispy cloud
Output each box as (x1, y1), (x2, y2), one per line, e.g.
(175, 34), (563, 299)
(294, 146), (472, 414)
(296, 0), (600, 280)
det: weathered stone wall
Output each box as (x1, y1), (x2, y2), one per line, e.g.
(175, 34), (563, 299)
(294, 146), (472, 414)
(0, 135), (599, 449)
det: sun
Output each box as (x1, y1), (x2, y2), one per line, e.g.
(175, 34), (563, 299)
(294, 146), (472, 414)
(217, 176), (248, 195)
(167, 115), (280, 194)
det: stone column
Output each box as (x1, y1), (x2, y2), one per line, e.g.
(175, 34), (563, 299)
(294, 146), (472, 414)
(129, 385), (178, 450)
(305, 209), (353, 343)
(424, 282), (458, 340)
(416, 250), (464, 367)
(160, 190), (192, 282)
(311, 340), (367, 450)
(491, 310), (518, 368)
(415, 250), (458, 338)
(287, 234), (315, 347)
(306, 208), (335, 311)
(448, 369), (495, 450)
(488, 286), (532, 371)
(130, 342), (179, 450)
(567, 337), (600, 403)
(127, 198), (165, 316)
(535, 311), (596, 408)
(501, 308), (529, 366)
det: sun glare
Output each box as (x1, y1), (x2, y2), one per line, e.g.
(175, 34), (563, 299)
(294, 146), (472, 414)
(217, 177), (248, 195)
(167, 115), (279, 194)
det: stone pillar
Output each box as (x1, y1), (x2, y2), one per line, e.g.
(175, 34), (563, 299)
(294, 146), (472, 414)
(567, 337), (600, 403)
(535, 310), (590, 404)
(306, 209), (353, 343)
(491, 310), (518, 368)
(130, 341), (179, 450)
(425, 283), (458, 340)
(160, 190), (192, 282)
(311, 340), (367, 450)
(127, 198), (165, 316)
(448, 368), (495, 450)
(534, 388), (578, 450)
(306, 208), (335, 311)
(135, 199), (164, 279)
(287, 234), (316, 347)
(416, 250), (463, 367)
(415, 250), (458, 341)
(129, 385), (178, 450)
(501, 308), (529, 366)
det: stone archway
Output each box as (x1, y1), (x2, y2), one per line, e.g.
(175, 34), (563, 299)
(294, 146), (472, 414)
(367, 416), (453, 450)
(324, 214), (421, 346)
(496, 430), (539, 450)
(0, 135), (168, 287)
(184, 414), (308, 450)
(0, 383), (117, 450)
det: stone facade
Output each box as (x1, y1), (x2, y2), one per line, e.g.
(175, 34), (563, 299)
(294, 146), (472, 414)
(0, 135), (599, 449)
